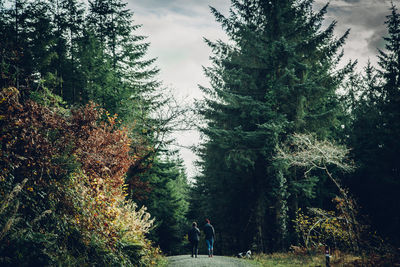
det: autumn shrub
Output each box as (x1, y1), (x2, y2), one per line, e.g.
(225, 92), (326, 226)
(66, 170), (159, 265)
(0, 87), (161, 266)
(294, 197), (358, 251)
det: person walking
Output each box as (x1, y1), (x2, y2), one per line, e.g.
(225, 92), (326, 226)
(204, 219), (215, 257)
(188, 222), (200, 258)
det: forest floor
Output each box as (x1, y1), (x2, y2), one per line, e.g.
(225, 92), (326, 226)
(166, 255), (256, 267)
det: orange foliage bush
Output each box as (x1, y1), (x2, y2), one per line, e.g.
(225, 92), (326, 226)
(0, 87), (160, 265)
(0, 87), (71, 184)
(71, 103), (132, 186)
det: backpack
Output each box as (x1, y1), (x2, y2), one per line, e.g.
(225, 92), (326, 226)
(188, 229), (193, 242)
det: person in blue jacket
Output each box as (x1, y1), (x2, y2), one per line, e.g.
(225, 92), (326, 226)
(188, 222), (200, 258)
(204, 218), (215, 257)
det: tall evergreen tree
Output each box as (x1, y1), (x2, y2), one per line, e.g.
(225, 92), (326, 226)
(87, 0), (160, 121)
(194, 0), (352, 253)
(0, 0), (33, 88)
(76, 30), (115, 104)
(55, 0), (85, 102)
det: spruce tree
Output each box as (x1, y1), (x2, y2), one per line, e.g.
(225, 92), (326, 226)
(194, 0), (352, 253)
(377, 3), (400, 177)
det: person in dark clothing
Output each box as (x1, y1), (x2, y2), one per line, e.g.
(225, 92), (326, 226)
(204, 219), (215, 257)
(188, 222), (200, 258)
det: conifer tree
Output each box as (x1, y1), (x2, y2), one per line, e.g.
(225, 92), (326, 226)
(87, 0), (160, 122)
(0, 0), (32, 88)
(56, 0), (85, 102)
(194, 0), (352, 253)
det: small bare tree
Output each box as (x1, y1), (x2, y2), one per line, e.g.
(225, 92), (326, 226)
(276, 133), (361, 252)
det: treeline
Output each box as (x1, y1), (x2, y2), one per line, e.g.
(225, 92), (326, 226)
(0, 0), (163, 123)
(1, 0), (189, 265)
(190, 0), (400, 257)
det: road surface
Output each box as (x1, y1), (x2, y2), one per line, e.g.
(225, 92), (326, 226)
(167, 255), (256, 267)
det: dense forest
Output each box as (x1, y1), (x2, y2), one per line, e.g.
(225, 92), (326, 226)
(190, 0), (400, 260)
(1, 0), (399, 266)
(0, 0), (189, 265)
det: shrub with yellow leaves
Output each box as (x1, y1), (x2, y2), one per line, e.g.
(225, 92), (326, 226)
(65, 171), (159, 265)
(294, 202), (354, 250)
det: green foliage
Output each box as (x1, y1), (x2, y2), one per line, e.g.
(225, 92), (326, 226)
(251, 251), (400, 267)
(252, 252), (326, 267)
(278, 133), (363, 252)
(251, 251), (379, 267)
(295, 204), (353, 250)
(29, 85), (68, 113)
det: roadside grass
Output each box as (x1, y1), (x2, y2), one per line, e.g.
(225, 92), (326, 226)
(155, 256), (169, 267)
(161, 251), (399, 266)
(252, 253), (324, 266)
(251, 252), (362, 267)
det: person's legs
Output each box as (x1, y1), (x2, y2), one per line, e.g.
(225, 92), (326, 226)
(210, 238), (214, 257)
(206, 239), (214, 257)
(194, 241), (198, 258)
(205, 239), (211, 256)
(191, 242), (195, 257)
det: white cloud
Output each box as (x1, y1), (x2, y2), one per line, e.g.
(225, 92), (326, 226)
(318, 0), (391, 70)
(127, 1), (230, 177)
(130, 2), (229, 98)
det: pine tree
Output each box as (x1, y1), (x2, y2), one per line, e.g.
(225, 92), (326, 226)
(194, 0), (352, 253)
(87, 0), (160, 122)
(0, 0), (33, 88)
(76, 30), (115, 104)
(0, 1), (14, 87)
(57, 0), (85, 102)
(1, 0), (82, 96)
(377, 3), (400, 177)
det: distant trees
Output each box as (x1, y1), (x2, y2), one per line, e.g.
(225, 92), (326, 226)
(345, 3), (400, 246)
(136, 156), (189, 255)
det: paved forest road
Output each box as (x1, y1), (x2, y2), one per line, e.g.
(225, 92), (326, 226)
(167, 255), (256, 267)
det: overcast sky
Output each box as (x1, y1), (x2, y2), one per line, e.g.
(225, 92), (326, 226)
(127, 0), (394, 178)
